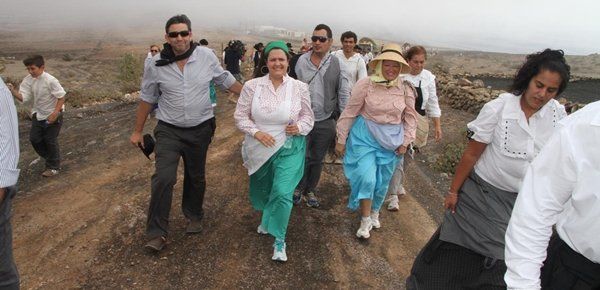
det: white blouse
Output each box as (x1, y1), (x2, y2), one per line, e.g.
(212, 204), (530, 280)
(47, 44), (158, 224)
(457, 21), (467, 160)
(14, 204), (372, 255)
(468, 93), (567, 192)
(402, 69), (441, 118)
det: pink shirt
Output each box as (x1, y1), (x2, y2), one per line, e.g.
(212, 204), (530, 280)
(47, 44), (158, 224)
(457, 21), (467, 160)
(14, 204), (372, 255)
(234, 75), (314, 136)
(336, 78), (418, 146)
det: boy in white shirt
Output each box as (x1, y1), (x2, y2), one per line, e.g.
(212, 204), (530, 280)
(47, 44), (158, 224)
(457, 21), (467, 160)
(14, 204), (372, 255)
(8, 55), (66, 177)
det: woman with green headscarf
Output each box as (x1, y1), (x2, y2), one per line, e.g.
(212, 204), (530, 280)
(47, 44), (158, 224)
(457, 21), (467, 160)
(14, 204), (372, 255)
(335, 43), (418, 239)
(234, 41), (314, 262)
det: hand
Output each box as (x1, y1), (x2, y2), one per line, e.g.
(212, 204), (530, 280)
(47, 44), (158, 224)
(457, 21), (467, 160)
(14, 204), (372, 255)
(444, 191), (459, 213)
(254, 131), (276, 147)
(0, 188), (6, 203)
(47, 111), (59, 124)
(130, 131), (144, 148)
(335, 143), (346, 158)
(285, 124), (300, 136)
(395, 145), (408, 155)
(435, 126), (443, 142)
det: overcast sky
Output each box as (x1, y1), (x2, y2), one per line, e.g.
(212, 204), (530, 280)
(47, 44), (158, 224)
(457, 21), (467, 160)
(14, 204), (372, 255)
(2, 0), (599, 55)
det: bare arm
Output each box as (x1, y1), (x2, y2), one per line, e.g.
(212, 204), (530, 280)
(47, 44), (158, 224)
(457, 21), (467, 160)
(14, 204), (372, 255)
(444, 139), (487, 212)
(129, 101), (154, 148)
(228, 81), (243, 95)
(432, 117), (442, 141)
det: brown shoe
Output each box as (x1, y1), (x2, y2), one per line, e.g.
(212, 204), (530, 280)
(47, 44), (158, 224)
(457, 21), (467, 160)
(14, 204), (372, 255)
(144, 236), (166, 252)
(41, 169), (60, 177)
(186, 219), (203, 234)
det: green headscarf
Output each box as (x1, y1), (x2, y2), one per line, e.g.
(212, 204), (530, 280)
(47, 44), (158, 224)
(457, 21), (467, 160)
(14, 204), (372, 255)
(264, 40), (289, 56)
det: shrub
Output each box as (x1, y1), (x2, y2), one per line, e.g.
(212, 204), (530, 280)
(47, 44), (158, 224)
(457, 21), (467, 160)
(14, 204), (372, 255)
(62, 54), (73, 61)
(118, 53), (143, 93)
(433, 142), (467, 174)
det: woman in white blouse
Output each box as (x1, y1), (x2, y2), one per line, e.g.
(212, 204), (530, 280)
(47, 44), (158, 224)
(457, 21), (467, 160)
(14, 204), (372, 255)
(406, 49), (571, 289)
(234, 41), (314, 262)
(388, 45), (443, 211)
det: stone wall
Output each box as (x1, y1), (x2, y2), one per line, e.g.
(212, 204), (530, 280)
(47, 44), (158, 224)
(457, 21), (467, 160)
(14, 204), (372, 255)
(432, 66), (505, 114)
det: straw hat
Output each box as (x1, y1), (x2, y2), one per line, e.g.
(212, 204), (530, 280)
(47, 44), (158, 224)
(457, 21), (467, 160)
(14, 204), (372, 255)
(369, 43), (411, 74)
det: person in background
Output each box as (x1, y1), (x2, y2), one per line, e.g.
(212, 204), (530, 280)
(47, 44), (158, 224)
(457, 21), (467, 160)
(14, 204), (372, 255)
(144, 44), (161, 69)
(387, 45), (443, 211)
(0, 77), (21, 290)
(286, 42), (296, 56)
(505, 100), (600, 289)
(406, 49), (571, 289)
(335, 43), (417, 239)
(224, 40), (246, 103)
(7, 55), (66, 177)
(235, 41), (314, 262)
(253, 42), (264, 70)
(333, 31), (368, 88)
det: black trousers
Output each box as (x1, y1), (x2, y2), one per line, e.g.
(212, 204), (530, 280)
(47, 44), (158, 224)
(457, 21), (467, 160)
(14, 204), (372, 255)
(0, 187), (19, 290)
(296, 118), (336, 194)
(541, 235), (600, 290)
(406, 228), (507, 290)
(30, 113), (62, 170)
(146, 119), (215, 239)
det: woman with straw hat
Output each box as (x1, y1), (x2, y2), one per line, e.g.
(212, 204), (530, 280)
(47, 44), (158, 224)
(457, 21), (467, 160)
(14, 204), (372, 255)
(335, 43), (418, 239)
(234, 41), (314, 262)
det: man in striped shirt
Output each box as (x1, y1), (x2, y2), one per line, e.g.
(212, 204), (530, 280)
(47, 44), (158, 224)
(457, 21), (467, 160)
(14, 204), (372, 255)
(0, 77), (21, 290)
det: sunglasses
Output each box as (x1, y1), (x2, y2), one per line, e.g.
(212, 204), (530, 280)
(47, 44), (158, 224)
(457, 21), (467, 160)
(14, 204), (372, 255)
(311, 36), (329, 43)
(150, 49), (159, 53)
(167, 30), (190, 38)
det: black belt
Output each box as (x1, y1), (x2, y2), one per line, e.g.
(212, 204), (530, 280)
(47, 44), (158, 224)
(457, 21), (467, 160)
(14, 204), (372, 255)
(158, 118), (214, 130)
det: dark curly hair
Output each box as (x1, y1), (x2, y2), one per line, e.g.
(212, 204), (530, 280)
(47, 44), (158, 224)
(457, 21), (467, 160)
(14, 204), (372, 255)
(253, 48), (291, 78)
(510, 49), (570, 96)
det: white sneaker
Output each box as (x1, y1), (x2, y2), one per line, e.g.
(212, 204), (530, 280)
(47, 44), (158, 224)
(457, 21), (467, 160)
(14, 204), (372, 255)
(371, 211), (381, 229)
(387, 194), (399, 211)
(272, 240), (287, 262)
(356, 217), (373, 239)
(257, 224), (268, 235)
(399, 185), (407, 195)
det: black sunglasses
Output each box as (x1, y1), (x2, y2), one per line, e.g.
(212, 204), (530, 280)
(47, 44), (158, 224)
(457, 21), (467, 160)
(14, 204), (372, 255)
(167, 30), (190, 38)
(311, 36), (329, 43)
(150, 49), (159, 53)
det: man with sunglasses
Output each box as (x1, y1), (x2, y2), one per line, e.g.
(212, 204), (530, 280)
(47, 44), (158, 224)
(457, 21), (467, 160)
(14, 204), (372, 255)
(293, 23), (351, 208)
(130, 14), (242, 252)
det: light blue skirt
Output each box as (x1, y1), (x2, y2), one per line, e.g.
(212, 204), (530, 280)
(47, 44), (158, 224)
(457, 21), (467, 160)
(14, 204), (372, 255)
(344, 116), (400, 211)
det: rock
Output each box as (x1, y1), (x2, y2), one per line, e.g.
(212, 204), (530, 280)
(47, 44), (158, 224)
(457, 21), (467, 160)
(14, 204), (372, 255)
(472, 79), (485, 88)
(457, 78), (472, 86)
(76, 113), (84, 118)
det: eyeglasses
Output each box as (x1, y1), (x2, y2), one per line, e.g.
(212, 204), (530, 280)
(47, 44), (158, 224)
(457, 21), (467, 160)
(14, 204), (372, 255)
(167, 30), (190, 38)
(311, 36), (329, 43)
(150, 49), (159, 53)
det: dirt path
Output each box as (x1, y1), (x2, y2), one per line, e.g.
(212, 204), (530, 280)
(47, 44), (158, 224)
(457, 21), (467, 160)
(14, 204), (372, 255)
(12, 95), (449, 289)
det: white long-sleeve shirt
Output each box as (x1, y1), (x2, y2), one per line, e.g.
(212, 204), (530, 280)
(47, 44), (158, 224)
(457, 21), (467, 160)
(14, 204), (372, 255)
(504, 100), (600, 290)
(402, 69), (441, 118)
(0, 78), (20, 188)
(333, 50), (368, 88)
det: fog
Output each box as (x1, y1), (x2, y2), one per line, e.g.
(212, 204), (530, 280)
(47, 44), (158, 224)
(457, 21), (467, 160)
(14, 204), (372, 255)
(2, 0), (599, 55)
